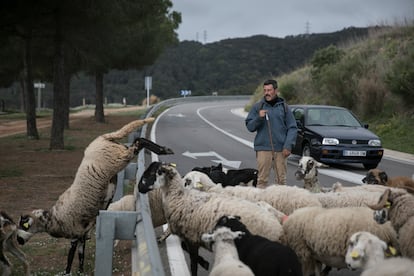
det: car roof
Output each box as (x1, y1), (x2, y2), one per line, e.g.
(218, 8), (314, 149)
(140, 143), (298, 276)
(290, 104), (347, 110)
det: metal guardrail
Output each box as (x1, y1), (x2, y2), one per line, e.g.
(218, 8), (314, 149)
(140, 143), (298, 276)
(94, 95), (250, 275)
(94, 115), (165, 276)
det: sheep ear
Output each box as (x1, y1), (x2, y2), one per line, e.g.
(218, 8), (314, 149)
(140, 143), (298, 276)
(379, 172), (388, 183)
(217, 215), (228, 225)
(234, 231), (245, 239)
(384, 243), (398, 257)
(19, 215), (32, 230)
(314, 160), (329, 168)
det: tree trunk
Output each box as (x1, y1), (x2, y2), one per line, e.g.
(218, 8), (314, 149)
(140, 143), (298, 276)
(20, 77), (26, 112)
(63, 72), (70, 129)
(50, 7), (65, 150)
(23, 34), (39, 140)
(95, 71), (105, 123)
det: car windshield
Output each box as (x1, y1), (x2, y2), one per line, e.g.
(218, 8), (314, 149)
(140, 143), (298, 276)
(306, 108), (362, 127)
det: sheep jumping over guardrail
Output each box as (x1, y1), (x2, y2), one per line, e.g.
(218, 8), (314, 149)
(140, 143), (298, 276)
(17, 118), (174, 274)
(138, 162), (285, 276)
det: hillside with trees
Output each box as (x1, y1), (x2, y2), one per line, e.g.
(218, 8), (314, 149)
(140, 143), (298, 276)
(247, 25), (414, 153)
(1, 26), (372, 110)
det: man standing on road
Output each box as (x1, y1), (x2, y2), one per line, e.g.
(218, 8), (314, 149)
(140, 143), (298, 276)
(245, 79), (297, 188)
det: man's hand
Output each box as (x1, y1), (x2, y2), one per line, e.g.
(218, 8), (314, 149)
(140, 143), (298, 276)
(259, 109), (267, 118)
(282, 149), (291, 157)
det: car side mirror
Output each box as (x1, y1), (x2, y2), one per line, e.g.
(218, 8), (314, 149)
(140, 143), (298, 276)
(364, 124), (369, 129)
(296, 120), (304, 129)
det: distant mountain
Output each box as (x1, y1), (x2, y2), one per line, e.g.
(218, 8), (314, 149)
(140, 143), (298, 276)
(112, 27), (374, 102)
(0, 27), (376, 108)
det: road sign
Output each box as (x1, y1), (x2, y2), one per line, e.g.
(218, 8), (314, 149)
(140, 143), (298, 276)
(34, 82), (45, 88)
(145, 76), (152, 107)
(180, 90), (191, 97)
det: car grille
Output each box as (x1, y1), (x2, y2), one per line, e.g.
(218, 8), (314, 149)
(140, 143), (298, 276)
(339, 139), (367, 145)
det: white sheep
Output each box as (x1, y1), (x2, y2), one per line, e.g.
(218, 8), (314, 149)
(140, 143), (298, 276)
(201, 225), (254, 276)
(107, 188), (169, 244)
(314, 182), (398, 208)
(16, 118), (173, 274)
(345, 231), (414, 276)
(282, 206), (399, 276)
(183, 170), (321, 215)
(369, 188), (414, 259)
(138, 162), (285, 276)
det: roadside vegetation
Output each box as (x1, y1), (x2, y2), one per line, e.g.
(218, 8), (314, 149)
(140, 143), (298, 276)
(0, 113), (142, 275)
(247, 25), (414, 154)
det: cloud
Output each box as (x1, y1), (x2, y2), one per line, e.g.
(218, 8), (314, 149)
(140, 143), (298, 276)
(171, 0), (414, 42)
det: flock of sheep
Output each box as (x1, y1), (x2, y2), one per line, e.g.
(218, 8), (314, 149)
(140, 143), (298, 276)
(1, 119), (414, 276)
(137, 160), (414, 276)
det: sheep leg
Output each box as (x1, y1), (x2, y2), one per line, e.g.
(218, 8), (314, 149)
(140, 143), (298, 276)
(186, 242), (200, 276)
(0, 250), (12, 276)
(133, 137), (174, 155)
(65, 239), (78, 274)
(4, 237), (30, 275)
(321, 265), (332, 276)
(181, 240), (209, 275)
(181, 241), (209, 270)
(78, 237), (86, 273)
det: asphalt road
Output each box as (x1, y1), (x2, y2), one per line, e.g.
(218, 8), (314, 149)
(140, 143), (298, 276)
(146, 98), (414, 276)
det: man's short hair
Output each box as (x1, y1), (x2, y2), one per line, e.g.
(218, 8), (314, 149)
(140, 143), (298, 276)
(264, 79), (278, 89)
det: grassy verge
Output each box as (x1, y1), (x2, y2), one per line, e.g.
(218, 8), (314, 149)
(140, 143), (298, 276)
(0, 113), (146, 275)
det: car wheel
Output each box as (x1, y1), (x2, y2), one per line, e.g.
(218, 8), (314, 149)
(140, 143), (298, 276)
(363, 163), (378, 170)
(302, 143), (311, 156)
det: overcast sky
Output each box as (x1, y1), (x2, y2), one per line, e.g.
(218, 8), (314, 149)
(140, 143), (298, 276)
(170, 0), (414, 43)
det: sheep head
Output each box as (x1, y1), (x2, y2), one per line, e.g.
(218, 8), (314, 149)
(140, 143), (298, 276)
(138, 162), (177, 193)
(201, 226), (244, 245)
(214, 215), (251, 236)
(17, 209), (50, 243)
(367, 189), (392, 224)
(345, 231), (392, 270)
(294, 156), (328, 181)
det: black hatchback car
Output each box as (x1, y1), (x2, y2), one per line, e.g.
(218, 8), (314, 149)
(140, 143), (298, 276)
(290, 105), (383, 169)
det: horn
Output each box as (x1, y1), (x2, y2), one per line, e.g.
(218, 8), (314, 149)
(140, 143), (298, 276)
(367, 189), (391, 210)
(400, 185), (414, 194)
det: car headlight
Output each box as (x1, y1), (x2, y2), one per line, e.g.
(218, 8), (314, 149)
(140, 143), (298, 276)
(368, 139), (381, 146)
(322, 138), (339, 145)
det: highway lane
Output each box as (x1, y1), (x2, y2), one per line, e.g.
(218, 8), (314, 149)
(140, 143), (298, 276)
(146, 98), (414, 276)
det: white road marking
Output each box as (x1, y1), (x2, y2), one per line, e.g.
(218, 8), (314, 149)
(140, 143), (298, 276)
(200, 106), (366, 185)
(182, 150), (241, 168)
(151, 108), (191, 276)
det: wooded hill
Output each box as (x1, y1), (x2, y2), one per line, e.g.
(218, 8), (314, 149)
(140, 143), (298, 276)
(1, 26), (373, 108)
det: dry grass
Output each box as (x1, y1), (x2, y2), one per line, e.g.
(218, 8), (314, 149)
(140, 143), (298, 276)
(0, 114), (142, 275)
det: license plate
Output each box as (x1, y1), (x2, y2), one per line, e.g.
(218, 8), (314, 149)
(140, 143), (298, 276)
(343, 150), (366, 156)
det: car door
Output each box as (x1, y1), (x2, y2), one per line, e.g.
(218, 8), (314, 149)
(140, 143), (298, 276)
(292, 107), (305, 155)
